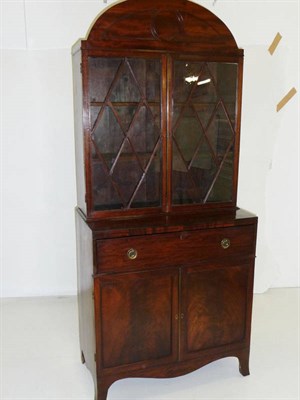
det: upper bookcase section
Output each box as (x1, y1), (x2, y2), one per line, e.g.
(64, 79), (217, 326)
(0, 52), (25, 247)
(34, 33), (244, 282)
(82, 0), (241, 56)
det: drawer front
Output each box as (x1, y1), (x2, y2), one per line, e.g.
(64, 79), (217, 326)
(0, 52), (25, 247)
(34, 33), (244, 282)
(96, 224), (256, 273)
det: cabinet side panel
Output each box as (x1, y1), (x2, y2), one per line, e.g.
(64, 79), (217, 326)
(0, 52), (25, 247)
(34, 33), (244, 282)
(75, 210), (96, 380)
(73, 48), (87, 214)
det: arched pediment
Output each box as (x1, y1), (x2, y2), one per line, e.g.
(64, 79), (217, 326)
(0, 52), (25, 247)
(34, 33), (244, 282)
(85, 0), (240, 54)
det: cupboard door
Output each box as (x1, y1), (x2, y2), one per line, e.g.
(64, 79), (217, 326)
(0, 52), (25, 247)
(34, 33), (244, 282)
(171, 59), (238, 205)
(96, 269), (179, 371)
(88, 56), (163, 211)
(181, 263), (251, 360)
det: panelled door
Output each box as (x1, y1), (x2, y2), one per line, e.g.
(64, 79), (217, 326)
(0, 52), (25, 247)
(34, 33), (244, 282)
(96, 268), (179, 371)
(180, 262), (252, 360)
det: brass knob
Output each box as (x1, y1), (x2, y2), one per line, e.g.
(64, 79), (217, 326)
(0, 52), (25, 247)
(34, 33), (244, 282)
(221, 238), (231, 249)
(127, 248), (138, 260)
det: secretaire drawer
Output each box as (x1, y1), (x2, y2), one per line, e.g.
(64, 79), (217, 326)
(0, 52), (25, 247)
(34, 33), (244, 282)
(95, 224), (256, 273)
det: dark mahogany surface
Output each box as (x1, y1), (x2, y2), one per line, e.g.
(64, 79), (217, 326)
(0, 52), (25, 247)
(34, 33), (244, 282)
(73, 2), (257, 400)
(74, 0), (245, 220)
(81, 207), (257, 238)
(76, 207), (257, 400)
(85, 0), (240, 55)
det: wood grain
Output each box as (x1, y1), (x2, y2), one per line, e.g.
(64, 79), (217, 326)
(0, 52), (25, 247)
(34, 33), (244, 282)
(73, 2), (257, 400)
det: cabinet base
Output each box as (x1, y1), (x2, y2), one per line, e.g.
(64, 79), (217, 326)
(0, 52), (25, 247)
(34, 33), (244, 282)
(92, 349), (250, 400)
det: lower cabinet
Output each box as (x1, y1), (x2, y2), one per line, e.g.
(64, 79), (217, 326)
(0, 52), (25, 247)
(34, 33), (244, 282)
(76, 212), (257, 400)
(93, 262), (254, 398)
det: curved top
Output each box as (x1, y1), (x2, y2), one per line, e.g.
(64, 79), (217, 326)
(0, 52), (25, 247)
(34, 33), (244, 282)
(84, 0), (241, 55)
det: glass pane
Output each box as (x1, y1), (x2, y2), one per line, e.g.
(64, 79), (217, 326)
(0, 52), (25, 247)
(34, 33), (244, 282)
(110, 62), (141, 103)
(89, 57), (162, 211)
(89, 58), (122, 102)
(92, 158), (123, 210)
(172, 60), (237, 205)
(91, 106), (124, 169)
(172, 142), (203, 204)
(129, 150), (161, 209)
(207, 151), (234, 202)
(127, 106), (161, 169)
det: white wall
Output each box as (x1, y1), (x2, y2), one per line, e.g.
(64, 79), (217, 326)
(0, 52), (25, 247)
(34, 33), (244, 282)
(1, 0), (299, 297)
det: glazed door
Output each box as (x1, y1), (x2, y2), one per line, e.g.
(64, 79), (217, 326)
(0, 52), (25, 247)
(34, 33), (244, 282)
(88, 55), (163, 212)
(171, 58), (239, 206)
(180, 262), (252, 360)
(96, 268), (179, 371)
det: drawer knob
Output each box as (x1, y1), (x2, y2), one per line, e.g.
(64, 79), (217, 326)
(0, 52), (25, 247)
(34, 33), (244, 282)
(221, 238), (231, 249)
(127, 248), (138, 260)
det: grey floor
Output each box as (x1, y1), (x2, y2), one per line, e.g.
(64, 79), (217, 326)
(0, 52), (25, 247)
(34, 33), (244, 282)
(1, 288), (299, 400)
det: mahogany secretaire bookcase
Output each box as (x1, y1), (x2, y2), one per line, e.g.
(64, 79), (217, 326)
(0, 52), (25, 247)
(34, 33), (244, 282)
(73, 1), (258, 399)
